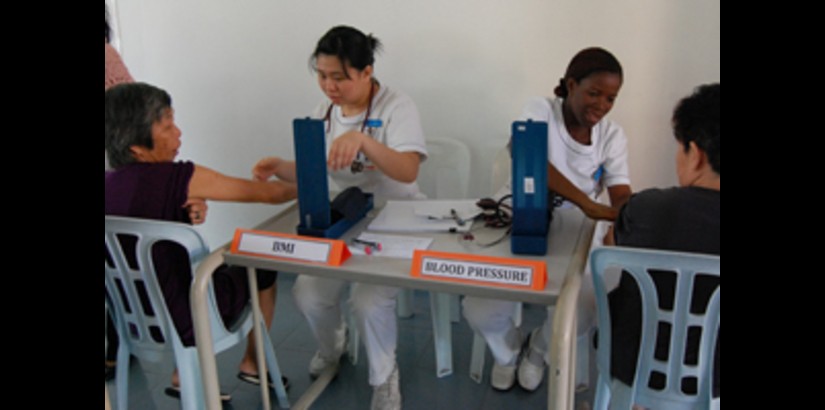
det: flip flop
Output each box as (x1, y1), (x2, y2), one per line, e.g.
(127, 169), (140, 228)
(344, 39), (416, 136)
(164, 385), (231, 402)
(237, 371), (290, 390)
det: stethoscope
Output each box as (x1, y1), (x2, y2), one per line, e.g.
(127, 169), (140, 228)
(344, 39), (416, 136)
(323, 81), (377, 174)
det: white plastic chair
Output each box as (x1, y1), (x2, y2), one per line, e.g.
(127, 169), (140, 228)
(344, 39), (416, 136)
(104, 216), (289, 410)
(414, 137), (472, 377)
(590, 247), (720, 410)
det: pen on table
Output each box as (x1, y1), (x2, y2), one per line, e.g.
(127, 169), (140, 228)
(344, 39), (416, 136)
(351, 238), (383, 254)
(450, 208), (465, 226)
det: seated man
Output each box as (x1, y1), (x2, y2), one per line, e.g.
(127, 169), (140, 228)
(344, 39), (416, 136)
(105, 82), (297, 399)
(606, 83), (720, 398)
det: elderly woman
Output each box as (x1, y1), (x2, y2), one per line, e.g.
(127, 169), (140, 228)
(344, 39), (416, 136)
(104, 82), (296, 400)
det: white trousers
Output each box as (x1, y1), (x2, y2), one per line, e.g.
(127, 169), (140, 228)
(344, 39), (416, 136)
(292, 276), (400, 386)
(462, 221), (619, 367)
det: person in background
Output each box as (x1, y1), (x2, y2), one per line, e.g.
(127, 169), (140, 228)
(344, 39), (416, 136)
(105, 82), (297, 400)
(105, 6), (133, 90)
(253, 26), (427, 410)
(605, 83), (720, 401)
(463, 47), (632, 392)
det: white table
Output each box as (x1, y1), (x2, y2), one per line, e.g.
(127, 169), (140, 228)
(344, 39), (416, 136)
(192, 201), (594, 410)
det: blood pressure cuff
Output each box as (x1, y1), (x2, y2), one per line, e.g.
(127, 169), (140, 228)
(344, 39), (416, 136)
(331, 186), (369, 222)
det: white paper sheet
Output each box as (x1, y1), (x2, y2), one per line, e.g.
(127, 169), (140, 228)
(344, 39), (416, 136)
(367, 200), (481, 233)
(348, 232), (434, 259)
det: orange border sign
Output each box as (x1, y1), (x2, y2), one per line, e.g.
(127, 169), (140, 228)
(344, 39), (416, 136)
(410, 249), (547, 291)
(230, 229), (351, 266)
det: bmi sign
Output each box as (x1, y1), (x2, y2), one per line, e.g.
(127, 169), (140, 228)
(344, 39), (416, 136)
(230, 229), (350, 266)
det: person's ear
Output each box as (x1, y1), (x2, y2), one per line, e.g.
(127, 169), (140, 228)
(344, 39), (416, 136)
(566, 78), (577, 96)
(130, 145), (148, 161)
(361, 65), (374, 81)
(687, 141), (707, 171)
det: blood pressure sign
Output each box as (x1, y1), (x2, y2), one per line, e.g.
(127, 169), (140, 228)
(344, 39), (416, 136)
(410, 250), (547, 291)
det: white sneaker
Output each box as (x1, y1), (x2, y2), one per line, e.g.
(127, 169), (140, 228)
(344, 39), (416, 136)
(308, 351), (341, 378)
(490, 362), (517, 391)
(309, 324), (346, 378)
(518, 329), (547, 391)
(371, 364), (401, 410)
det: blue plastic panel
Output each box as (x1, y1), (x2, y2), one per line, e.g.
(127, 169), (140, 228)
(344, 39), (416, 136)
(511, 120), (549, 255)
(293, 118), (331, 230)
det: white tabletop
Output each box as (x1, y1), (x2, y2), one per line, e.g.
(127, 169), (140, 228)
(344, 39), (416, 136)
(223, 202), (592, 305)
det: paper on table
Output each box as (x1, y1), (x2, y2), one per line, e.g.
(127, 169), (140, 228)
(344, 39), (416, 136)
(413, 201), (482, 221)
(367, 200), (481, 233)
(348, 232), (434, 259)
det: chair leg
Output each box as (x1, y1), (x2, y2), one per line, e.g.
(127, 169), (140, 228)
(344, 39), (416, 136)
(449, 294), (461, 323)
(176, 349), (206, 410)
(115, 345), (130, 410)
(593, 375), (611, 410)
(514, 302), (523, 327)
(430, 292), (453, 377)
(397, 289), (414, 318)
(261, 327), (290, 409)
(576, 331), (591, 391)
(347, 288), (359, 365)
(469, 332), (486, 384)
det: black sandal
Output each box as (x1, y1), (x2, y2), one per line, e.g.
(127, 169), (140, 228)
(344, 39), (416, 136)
(237, 371), (290, 390)
(164, 385), (231, 402)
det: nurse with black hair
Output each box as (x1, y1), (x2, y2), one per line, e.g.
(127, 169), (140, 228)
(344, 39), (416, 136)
(463, 47), (633, 393)
(253, 26), (427, 410)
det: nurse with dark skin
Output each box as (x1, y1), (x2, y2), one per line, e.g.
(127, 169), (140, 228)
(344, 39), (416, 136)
(548, 61), (631, 220)
(464, 48), (634, 392)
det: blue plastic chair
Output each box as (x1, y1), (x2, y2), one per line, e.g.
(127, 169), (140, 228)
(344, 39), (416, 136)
(590, 247), (720, 410)
(104, 216), (289, 410)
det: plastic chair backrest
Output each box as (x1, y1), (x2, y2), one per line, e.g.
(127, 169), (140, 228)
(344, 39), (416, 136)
(105, 216), (211, 358)
(490, 146), (511, 195)
(105, 216), (262, 410)
(590, 247), (720, 410)
(417, 138), (471, 199)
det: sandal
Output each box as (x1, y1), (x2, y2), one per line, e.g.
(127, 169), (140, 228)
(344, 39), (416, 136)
(237, 371), (290, 390)
(164, 385), (231, 402)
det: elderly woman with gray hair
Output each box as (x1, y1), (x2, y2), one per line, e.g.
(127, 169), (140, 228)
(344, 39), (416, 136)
(105, 82), (296, 400)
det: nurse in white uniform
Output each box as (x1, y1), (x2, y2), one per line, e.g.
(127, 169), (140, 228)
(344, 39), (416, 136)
(253, 26), (427, 410)
(462, 47), (632, 392)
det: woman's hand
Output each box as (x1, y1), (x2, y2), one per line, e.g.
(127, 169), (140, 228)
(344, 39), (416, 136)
(328, 131), (366, 171)
(252, 156), (297, 183)
(253, 157), (282, 181)
(184, 198), (208, 225)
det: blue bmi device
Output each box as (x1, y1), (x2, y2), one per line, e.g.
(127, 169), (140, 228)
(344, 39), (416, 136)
(510, 120), (549, 255)
(293, 118), (373, 238)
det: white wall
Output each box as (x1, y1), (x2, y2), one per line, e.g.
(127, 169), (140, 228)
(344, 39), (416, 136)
(114, 0), (720, 249)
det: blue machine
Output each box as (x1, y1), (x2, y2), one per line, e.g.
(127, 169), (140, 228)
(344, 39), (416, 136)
(293, 118), (373, 238)
(510, 120), (549, 255)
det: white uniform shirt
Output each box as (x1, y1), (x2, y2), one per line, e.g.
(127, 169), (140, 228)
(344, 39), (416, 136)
(519, 97), (630, 199)
(313, 84), (428, 199)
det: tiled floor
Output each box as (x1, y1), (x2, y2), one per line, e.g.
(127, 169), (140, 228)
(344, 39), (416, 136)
(106, 273), (594, 409)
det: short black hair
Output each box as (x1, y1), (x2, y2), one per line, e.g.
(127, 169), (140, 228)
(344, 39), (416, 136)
(673, 83), (720, 175)
(105, 83), (172, 168)
(310, 26), (382, 78)
(554, 47), (623, 98)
